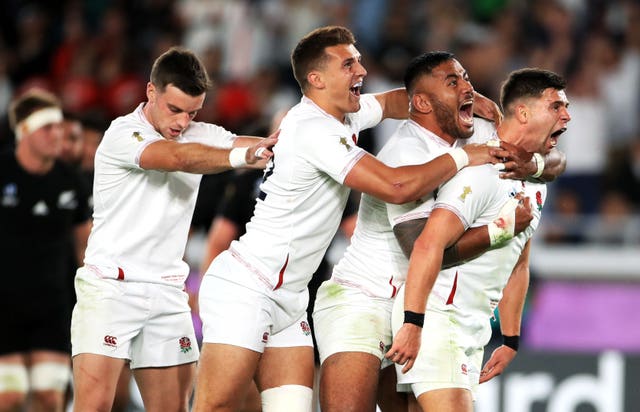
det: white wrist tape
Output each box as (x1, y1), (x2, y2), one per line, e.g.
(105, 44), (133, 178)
(489, 197), (519, 246)
(531, 152), (544, 178)
(15, 107), (63, 141)
(229, 147), (248, 168)
(449, 148), (469, 171)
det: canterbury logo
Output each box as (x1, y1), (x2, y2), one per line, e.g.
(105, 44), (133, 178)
(103, 335), (118, 347)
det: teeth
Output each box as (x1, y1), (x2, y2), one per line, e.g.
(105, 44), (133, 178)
(352, 81), (363, 88)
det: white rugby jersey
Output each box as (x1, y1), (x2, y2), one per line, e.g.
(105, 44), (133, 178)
(83, 103), (236, 286)
(228, 94), (382, 292)
(427, 157), (546, 348)
(330, 118), (496, 298)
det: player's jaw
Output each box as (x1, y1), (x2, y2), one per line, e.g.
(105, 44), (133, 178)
(432, 96), (475, 141)
(545, 126), (567, 153)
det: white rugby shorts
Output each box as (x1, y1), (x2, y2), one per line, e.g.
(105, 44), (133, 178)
(199, 251), (313, 352)
(71, 267), (199, 368)
(392, 285), (483, 398)
(313, 278), (394, 365)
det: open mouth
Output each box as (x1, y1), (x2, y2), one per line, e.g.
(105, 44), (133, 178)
(549, 127), (566, 147)
(551, 127), (566, 138)
(459, 101), (474, 126)
(350, 81), (363, 98)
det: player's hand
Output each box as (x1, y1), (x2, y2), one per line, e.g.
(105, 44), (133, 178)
(513, 194), (532, 235)
(246, 129), (279, 168)
(495, 140), (537, 180)
(479, 345), (517, 383)
(463, 143), (503, 167)
(385, 324), (421, 374)
(473, 91), (503, 126)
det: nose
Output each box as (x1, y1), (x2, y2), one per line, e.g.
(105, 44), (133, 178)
(560, 106), (571, 122)
(462, 78), (474, 94)
(355, 60), (367, 78)
(176, 112), (191, 129)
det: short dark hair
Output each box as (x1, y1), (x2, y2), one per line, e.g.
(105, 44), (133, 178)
(500, 68), (567, 115)
(291, 26), (356, 92)
(150, 46), (212, 96)
(8, 88), (61, 131)
(403, 51), (455, 95)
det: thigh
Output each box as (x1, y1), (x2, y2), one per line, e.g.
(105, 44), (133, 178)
(256, 346), (315, 390)
(192, 343), (261, 412)
(133, 362), (195, 412)
(416, 387), (473, 412)
(377, 365), (410, 412)
(72, 353), (126, 412)
(319, 351), (381, 412)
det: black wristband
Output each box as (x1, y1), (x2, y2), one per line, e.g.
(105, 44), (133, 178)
(502, 335), (520, 351)
(404, 311), (425, 328)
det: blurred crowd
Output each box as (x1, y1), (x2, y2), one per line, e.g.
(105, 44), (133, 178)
(1, 0), (639, 245)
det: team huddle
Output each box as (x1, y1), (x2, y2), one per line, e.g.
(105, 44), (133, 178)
(2, 25), (570, 412)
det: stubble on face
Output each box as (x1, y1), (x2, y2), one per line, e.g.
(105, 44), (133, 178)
(429, 93), (474, 141)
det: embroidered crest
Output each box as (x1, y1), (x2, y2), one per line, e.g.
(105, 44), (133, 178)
(179, 337), (193, 353)
(339, 136), (352, 151)
(459, 186), (472, 201)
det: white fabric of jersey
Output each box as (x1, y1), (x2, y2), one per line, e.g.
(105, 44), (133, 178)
(395, 142), (547, 388)
(420, 164), (546, 347)
(328, 119), (493, 299)
(82, 103), (236, 286)
(221, 94), (381, 300)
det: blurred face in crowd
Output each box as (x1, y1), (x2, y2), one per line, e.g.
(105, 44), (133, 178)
(23, 119), (64, 160)
(59, 119), (84, 164)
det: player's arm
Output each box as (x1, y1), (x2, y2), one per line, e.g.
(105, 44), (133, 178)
(498, 141), (566, 182)
(393, 195), (532, 266)
(139, 132), (277, 173)
(373, 89), (502, 124)
(344, 143), (501, 204)
(200, 217), (240, 275)
(73, 220), (92, 266)
(385, 208), (465, 373)
(474, 91), (503, 125)
(480, 240), (531, 383)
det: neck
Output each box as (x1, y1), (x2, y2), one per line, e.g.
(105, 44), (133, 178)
(495, 119), (521, 146)
(410, 113), (456, 146)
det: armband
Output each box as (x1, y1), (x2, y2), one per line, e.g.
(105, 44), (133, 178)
(531, 153), (544, 179)
(449, 148), (469, 171)
(404, 311), (425, 328)
(502, 335), (520, 351)
(229, 147), (248, 168)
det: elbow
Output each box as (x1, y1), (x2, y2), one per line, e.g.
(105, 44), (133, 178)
(381, 184), (415, 205)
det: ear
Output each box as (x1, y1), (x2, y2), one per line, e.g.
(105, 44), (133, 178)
(515, 103), (529, 123)
(307, 71), (324, 90)
(411, 93), (432, 114)
(146, 82), (156, 102)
